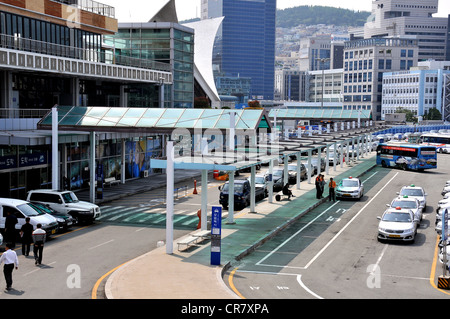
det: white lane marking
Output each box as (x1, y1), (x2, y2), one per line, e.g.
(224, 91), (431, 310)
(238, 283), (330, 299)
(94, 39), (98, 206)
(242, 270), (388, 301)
(297, 275), (324, 299)
(303, 172), (399, 269)
(88, 240), (114, 250)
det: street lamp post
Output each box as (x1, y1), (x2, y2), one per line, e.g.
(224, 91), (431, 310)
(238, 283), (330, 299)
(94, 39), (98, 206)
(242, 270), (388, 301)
(316, 58), (330, 109)
(159, 76), (165, 108)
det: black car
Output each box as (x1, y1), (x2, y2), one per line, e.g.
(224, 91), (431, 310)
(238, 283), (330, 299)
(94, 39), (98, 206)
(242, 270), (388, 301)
(29, 202), (74, 232)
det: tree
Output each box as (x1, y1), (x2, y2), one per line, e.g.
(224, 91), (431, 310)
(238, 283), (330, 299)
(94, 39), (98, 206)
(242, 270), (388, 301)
(396, 107), (417, 123)
(423, 107), (442, 120)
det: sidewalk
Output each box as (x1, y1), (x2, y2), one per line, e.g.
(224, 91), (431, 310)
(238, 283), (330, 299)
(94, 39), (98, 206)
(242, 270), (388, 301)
(104, 154), (377, 299)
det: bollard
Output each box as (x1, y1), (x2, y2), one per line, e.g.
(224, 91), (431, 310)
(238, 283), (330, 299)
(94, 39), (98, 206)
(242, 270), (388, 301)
(193, 180), (198, 194)
(196, 209), (201, 229)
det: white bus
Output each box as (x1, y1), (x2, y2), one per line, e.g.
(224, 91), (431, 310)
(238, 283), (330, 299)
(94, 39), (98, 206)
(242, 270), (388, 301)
(421, 133), (450, 153)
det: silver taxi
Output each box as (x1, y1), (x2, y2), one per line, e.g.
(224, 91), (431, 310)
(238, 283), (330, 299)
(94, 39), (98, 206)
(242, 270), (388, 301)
(397, 184), (427, 209)
(377, 207), (419, 243)
(336, 176), (364, 200)
(389, 195), (423, 222)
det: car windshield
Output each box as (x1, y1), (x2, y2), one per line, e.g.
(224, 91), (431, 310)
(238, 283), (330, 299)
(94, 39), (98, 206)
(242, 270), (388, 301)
(273, 170), (283, 176)
(341, 180), (359, 188)
(288, 165), (297, 171)
(254, 177), (265, 184)
(400, 189), (424, 197)
(382, 212), (412, 222)
(391, 200), (417, 209)
(61, 192), (79, 203)
(18, 204), (45, 217)
(222, 183), (244, 192)
(28, 203), (53, 214)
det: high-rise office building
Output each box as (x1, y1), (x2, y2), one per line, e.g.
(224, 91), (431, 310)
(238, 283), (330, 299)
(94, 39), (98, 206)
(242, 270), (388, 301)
(343, 37), (418, 120)
(363, 0), (449, 61)
(202, 0), (276, 101)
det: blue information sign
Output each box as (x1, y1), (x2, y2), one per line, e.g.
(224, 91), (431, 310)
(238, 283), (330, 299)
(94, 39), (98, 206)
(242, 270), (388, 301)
(211, 206), (222, 266)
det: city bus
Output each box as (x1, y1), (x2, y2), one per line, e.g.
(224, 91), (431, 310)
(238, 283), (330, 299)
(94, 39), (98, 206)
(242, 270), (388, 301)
(420, 133), (450, 154)
(376, 143), (437, 171)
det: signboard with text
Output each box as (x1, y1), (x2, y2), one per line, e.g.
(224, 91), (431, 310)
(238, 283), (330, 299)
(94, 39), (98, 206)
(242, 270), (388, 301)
(211, 206), (222, 266)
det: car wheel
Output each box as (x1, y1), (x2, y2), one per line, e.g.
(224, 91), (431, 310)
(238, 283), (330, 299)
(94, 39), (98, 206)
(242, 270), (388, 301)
(381, 160), (387, 168)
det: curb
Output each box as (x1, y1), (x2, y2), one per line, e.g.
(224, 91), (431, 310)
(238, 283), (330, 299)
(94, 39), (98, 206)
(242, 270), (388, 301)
(221, 162), (378, 276)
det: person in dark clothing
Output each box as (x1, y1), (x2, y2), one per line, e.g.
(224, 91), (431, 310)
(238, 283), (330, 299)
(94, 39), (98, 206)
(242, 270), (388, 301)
(315, 175), (321, 199)
(282, 183), (294, 200)
(5, 210), (17, 248)
(20, 217), (34, 256)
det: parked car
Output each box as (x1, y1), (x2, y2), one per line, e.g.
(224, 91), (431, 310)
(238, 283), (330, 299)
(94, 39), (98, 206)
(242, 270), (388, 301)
(27, 190), (101, 224)
(219, 179), (265, 210)
(263, 168), (285, 191)
(396, 185), (427, 209)
(336, 177), (364, 200)
(0, 198), (59, 237)
(327, 152), (341, 166)
(388, 196), (423, 222)
(311, 157), (326, 173)
(377, 207), (419, 243)
(435, 219), (450, 236)
(0, 232), (3, 246)
(247, 174), (269, 198)
(286, 164), (307, 183)
(29, 202), (74, 232)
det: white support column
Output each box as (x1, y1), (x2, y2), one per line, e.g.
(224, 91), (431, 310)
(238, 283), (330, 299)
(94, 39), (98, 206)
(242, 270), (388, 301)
(325, 144), (330, 175)
(229, 111), (235, 150)
(283, 155), (289, 187)
(340, 141), (344, 169)
(52, 107), (59, 190)
(296, 151), (301, 190)
(268, 159), (274, 203)
(89, 131), (96, 203)
(166, 141), (174, 254)
(317, 147), (322, 176)
(307, 149), (312, 184)
(334, 142), (338, 172)
(201, 169), (208, 230)
(121, 139), (126, 184)
(227, 171), (235, 224)
(250, 165), (256, 213)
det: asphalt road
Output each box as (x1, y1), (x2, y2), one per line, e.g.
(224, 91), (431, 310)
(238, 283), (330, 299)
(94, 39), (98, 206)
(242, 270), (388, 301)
(224, 155), (450, 299)
(0, 224), (190, 299)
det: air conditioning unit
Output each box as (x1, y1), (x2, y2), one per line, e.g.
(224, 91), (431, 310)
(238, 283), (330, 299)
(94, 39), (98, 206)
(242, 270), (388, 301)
(143, 170), (149, 178)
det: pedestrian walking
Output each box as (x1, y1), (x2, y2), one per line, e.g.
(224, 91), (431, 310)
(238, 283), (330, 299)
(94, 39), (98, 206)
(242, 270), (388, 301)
(328, 177), (337, 202)
(319, 174), (325, 198)
(5, 210), (17, 248)
(0, 242), (19, 291)
(32, 224), (46, 265)
(20, 217), (34, 256)
(315, 175), (321, 199)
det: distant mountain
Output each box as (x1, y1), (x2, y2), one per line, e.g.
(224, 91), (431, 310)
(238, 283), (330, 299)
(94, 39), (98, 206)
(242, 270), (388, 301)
(276, 5), (371, 28)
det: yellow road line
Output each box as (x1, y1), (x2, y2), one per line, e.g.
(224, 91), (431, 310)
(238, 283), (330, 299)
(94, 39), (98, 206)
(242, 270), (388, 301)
(92, 262), (129, 299)
(228, 267), (246, 299)
(430, 235), (450, 296)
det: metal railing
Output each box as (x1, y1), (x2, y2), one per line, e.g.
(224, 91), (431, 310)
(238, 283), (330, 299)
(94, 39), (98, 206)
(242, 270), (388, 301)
(0, 34), (171, 72)
(52, 0), (115, 18)
(0, 109), (49, 119)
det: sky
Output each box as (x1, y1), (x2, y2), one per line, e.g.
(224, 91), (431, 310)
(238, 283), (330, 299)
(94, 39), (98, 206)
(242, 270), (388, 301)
(101, 0), (450, 22)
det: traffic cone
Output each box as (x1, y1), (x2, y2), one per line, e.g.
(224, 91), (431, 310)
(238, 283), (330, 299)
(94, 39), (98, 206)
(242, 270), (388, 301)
(193, 180), (198, 194)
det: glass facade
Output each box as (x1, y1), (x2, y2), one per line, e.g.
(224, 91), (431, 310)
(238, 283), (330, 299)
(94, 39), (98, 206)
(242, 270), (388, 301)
(0, 11), (102, 58)
(104, 24), (195, 108)
(208, 0), (276, 101)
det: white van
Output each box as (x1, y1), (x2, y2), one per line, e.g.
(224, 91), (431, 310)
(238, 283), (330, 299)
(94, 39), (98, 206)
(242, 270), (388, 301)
(27, 190), (101, 224)
(0, 198), (59, 236)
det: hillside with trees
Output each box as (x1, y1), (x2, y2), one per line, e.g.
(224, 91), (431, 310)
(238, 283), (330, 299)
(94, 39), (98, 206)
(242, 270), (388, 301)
(276, 6), (371, 28)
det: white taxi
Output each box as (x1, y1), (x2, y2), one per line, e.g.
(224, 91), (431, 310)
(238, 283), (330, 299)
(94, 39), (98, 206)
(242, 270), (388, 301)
(397, 184), (427, 209)
(377, 207), (419, 243)
(336, 176), (364, 200)
(389, 196), (423, 222)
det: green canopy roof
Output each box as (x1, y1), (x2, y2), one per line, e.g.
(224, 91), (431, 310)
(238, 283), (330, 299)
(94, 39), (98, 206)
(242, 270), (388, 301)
(37, 106), (272, 133)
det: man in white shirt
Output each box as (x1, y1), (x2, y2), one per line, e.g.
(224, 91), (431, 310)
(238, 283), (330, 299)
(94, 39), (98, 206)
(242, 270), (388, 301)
(0, 242), (19, 291)
(32, 223), (46, 265)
